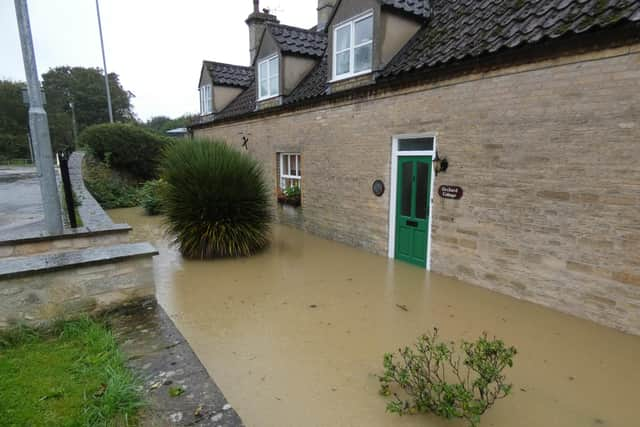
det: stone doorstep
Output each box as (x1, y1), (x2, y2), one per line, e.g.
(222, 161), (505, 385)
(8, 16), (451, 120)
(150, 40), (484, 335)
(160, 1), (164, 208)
(0, 242), (159, 281)
(0, 223), (132, 247)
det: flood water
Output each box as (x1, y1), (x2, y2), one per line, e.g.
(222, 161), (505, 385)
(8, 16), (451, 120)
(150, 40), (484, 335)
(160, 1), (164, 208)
(109, 207), (639, 427)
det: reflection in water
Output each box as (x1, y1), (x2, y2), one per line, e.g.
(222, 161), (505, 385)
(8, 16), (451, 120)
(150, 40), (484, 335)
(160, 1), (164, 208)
(110, 207), (639, 427)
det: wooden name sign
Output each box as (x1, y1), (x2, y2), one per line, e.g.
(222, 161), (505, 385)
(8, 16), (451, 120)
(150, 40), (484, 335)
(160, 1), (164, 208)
(438, 185), (463, 200)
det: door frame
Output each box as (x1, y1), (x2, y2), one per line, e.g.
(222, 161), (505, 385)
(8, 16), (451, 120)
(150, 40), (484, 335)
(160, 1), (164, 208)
(388, 133), (437, 270)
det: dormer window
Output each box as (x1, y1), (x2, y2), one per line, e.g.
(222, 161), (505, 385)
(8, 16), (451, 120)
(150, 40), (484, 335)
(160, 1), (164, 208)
(333, 13), (373, 80)
(258, 55), (280, 100)
(199, 84), (212, 115)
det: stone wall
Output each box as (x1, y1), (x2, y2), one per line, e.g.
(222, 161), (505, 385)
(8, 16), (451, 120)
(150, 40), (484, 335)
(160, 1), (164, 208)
(194, 44), (640, 335)
(0, 246), (157, 328)
(0, 152), (158, 329)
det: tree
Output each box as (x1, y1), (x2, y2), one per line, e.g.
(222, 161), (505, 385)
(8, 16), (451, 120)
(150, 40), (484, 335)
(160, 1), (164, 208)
(42, 66), (135, 152)
(0, 80), (30, 162)
(144, 114), (194, 135)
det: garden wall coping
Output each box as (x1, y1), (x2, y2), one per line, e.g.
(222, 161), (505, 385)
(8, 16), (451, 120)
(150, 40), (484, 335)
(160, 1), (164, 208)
(0, 223), (132, 247)
(69, 151), (119, 229)
(0, 242), (158, 280)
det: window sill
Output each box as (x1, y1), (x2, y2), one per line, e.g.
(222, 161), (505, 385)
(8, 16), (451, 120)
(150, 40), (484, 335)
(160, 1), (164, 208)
(328, 70), (372, 83)
(257, 94), (280, 102)
(277, 196), (301, 208)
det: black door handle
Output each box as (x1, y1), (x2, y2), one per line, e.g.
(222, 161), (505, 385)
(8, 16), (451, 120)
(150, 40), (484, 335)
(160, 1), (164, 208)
(406, 220), (418, 227)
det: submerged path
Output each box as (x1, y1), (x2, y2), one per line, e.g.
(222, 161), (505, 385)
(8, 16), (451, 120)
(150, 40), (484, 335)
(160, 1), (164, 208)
(109, 207), (640, 427)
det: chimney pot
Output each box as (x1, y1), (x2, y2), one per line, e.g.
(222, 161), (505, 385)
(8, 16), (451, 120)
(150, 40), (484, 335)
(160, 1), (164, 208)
(246, 1), (279, 64)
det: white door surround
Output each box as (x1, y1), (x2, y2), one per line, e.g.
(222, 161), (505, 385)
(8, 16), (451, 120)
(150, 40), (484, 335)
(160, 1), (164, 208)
(387, 133), (438, 270)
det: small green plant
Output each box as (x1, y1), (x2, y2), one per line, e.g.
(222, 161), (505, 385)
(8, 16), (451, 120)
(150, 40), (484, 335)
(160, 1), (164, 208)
(379, 328), (517, 427)
(160, 139), (272, 258)
(283, 185), (300, 198)
(278, 185), (301, 207)
(139, 179), (167, 216)
(169, 386), (185, 397)
(83, 155), (140, 209)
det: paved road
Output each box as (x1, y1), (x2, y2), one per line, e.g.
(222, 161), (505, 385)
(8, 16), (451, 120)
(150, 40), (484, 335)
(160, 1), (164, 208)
(0, 166), (45, 237)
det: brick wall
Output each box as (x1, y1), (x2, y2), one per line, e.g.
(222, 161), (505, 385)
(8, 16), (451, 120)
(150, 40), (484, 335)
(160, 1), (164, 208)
(195, 44), (640, 334)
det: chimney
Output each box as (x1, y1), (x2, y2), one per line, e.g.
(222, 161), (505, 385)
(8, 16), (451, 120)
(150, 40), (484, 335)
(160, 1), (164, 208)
(246, 0), (279, 64)
(317, 0), (337, 32)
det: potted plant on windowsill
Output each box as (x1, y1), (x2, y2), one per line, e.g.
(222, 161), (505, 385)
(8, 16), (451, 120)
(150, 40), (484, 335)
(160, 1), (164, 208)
(278, 185), (301, 207)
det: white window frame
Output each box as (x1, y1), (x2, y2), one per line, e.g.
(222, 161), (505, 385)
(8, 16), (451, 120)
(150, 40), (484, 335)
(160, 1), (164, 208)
(279, 153), (301, 189)
(332, 11), (374, 81)
(258, 54), (280, 101)
(388, 133), (438, 271)
(199, 84), (212, 115)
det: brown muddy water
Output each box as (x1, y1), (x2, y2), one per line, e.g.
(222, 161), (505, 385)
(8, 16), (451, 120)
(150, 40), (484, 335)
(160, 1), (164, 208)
(109, 207), (639, 427)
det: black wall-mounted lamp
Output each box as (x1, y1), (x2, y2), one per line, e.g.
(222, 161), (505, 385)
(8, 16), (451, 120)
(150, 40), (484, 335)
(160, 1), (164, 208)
(434, 151), (448, 175)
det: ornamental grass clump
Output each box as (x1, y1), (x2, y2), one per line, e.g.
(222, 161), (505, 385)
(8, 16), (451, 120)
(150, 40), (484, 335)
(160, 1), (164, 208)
(160, 139), (271, 258)
(379, 328), (517, 427)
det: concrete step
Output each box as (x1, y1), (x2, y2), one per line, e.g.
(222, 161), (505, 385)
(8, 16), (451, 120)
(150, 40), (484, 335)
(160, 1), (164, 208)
(0, 223), (132, 259)
(0, 242), (158, 328)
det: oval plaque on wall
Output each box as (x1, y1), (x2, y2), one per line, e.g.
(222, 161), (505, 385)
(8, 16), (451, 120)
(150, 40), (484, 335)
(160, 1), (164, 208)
(372, 180), (385, 197)
(438, 185), (463, 200)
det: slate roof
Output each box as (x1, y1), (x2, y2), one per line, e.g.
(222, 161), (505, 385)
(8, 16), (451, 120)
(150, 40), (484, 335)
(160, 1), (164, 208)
(380, 0), (432, 19)
(383, 0), (640, 77)
(204, 61), (254, 88)
(198, 0), (640, 125)
(267, 23), (328, 57)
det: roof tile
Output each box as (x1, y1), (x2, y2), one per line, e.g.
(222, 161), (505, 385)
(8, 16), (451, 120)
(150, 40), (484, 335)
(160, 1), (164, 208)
(380, 0), (431, 18)
(204, 61), (254, 88)
(268, 24), (328, 57)
(205, 0), (640, 123)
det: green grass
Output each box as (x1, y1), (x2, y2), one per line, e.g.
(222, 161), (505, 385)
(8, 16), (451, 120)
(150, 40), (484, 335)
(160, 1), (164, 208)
(0, 318), (144, 426)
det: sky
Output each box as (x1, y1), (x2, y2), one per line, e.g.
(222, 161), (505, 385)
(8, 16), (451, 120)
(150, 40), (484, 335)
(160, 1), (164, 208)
(0, 0), (317, 121)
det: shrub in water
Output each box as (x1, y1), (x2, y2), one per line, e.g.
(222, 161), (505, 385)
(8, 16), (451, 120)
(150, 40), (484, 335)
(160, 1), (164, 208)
(139, 179), (167, 216)
(160, 139), (271, 258)
(79, 123), (169, 179)
(379, 328), (517, 427)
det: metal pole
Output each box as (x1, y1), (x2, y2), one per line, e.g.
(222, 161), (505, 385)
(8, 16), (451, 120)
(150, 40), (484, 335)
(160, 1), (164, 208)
(69, 101), (78, 148)
(95, 0), (113, 123)
(14, 0), (63, 234)
(58, 152), (77, 228)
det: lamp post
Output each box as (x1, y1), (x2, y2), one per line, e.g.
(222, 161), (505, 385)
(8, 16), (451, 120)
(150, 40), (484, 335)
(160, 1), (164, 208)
(14, 0), (63, 235)
(95, 0), (113, 123)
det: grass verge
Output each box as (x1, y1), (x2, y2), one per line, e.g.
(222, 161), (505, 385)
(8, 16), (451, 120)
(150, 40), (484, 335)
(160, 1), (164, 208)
(0, 318), (143, 426)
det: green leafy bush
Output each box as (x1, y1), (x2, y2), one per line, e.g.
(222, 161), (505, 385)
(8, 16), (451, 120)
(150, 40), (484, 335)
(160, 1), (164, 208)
(379, 328), (517, 427)
(79, 123), (168, 179)
(83, 156), (140, 209)
(139, 179), (167, 216)
(160, 139), (272, 258)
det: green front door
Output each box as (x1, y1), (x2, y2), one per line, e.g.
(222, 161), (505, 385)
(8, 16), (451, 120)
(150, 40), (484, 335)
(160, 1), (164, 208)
(395, 156), (432, 267)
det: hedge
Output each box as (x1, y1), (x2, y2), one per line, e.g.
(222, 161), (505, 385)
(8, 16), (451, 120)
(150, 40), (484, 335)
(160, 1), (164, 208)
(79, 123), (169, 180)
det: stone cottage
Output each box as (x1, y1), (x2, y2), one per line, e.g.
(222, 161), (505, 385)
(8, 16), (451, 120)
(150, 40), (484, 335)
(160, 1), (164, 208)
(190, 0), (640, 334)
